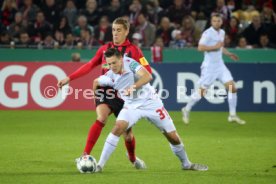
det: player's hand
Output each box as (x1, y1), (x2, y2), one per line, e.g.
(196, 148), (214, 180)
(124, 85), (136, 96)
(57, 77), (70, 89)
(229, 53), (239, 61)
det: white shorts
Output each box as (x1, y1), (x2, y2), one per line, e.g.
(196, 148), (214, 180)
(198, 65), (233, 89)
(117, 99), (176, 133)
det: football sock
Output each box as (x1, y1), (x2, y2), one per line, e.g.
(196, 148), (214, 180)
(185, 92), (201, 111)
(125, 136), (136, 163)
(83, 120), (105, 155)
(98, 133), (120, 168)
(170, 143), (191, 168)
(228, 92), (237, 116)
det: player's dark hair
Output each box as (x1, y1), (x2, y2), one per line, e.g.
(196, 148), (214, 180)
(104, 48), (122, 58)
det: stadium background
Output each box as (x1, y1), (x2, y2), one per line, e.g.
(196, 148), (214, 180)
(1, 0), (276, 183)
(0, 48), (276, 111)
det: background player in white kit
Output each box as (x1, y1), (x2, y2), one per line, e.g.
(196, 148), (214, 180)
(93, 48), (208, 172)
(182, 13), (246, 125)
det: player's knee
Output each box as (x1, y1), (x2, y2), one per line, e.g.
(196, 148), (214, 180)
(228, 84), (237, 93)
(164, 131), (181, 145)
(230, 86), (237, 93)
(124, 134), (133, 142)
(199, 88), (206, 97)
(169, 137), (181, 145)
(123, 130), (133, 142)
(97, 113), (109, 123)
(97, 116), (107, 124)
(112, 121), (128, 136)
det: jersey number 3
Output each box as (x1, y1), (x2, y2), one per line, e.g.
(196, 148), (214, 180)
(156, 107), (170, 120)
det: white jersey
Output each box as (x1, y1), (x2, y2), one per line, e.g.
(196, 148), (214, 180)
(98, 55), (159, 109)
(198, 26), (225, 71)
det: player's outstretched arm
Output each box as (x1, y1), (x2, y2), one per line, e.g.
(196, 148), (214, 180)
(57, 77), (70, 89)
(222, 48), (239, 61)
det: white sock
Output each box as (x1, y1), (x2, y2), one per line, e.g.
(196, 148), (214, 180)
(98, 133), (120, 168)
(170, 143), (191, 168)
(228, 92), (237, 116)
(185, 92), (202, 111)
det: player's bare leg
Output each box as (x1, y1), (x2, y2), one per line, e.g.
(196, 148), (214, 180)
(182, 88), (205, 124)
(123, 129), (146, 169)
(225, 81), (246, 125)
(96, 104), (112, 123)
(163, 131), (208, 171)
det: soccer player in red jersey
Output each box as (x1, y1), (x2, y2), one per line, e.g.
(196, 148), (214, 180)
(57, 17), (151, 169)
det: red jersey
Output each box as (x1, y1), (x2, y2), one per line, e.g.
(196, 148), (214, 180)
(69, 39), (152, 81)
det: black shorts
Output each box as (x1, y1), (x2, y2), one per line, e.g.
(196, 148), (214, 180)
(95, 87), (124, 117)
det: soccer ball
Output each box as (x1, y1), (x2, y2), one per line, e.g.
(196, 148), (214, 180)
(76, 155), (97, 173)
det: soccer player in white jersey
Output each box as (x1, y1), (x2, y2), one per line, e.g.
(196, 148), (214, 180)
(93, 48), (208, 172)
(181, 13), (246, 125)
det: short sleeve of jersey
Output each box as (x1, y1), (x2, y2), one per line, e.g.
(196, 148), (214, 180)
(98, 75), (114, 87)
(129, 60), (142, 73)
(198, 31), (209, 45)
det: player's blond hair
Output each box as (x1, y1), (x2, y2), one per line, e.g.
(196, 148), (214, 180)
(112, 17), (130, 30)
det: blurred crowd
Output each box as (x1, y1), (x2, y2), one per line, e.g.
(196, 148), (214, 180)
(1, 0), (276, 49)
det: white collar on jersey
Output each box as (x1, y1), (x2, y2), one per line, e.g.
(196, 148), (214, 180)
(210, 26), (221, 34)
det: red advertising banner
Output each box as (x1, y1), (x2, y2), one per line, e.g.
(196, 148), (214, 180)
(0, 62), (101, 110)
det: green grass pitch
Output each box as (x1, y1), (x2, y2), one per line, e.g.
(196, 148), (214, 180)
(0, 111), (275, 184)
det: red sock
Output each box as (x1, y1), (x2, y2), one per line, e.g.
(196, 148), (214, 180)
(125, 136), (136, 163)
(83, 120), (105, 155)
